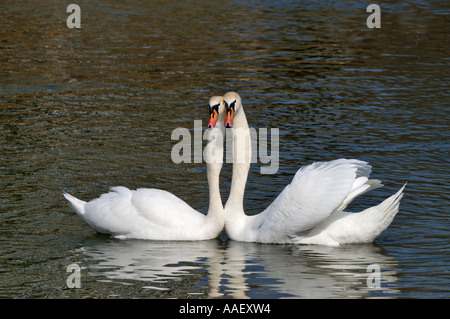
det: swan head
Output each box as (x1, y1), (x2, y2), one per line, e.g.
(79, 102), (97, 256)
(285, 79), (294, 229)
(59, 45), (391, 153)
(223, 92), (242, 128)
(207, 96), (225, 129)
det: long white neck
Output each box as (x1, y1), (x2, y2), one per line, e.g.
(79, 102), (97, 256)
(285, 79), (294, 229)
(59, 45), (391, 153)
(205, 124), (225, 224)
(225, 106), (251, 214)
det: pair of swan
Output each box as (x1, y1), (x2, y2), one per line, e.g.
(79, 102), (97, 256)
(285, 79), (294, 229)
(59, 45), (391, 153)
(64, 92), (405, 245)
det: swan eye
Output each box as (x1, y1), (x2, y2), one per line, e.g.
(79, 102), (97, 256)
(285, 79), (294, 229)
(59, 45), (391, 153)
(209, 103), (219, 115)
(226, 100), (236, 111)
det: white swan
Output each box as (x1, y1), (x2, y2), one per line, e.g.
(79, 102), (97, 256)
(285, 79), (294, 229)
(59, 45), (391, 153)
(64, 96), (226, 240)
(218, 92), (405, 246)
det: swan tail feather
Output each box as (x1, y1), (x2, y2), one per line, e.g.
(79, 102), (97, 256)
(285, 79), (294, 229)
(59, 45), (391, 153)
(359, 182), (406, 240)
(63, 192), (87, 218)
(64, 192), (111, 234)
(375, 183), (406, 227)
(292, 183), (406, 245)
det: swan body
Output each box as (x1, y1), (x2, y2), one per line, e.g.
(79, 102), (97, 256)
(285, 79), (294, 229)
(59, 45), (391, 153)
(64, 96), (226, 241)
(220, 92), (405, 245)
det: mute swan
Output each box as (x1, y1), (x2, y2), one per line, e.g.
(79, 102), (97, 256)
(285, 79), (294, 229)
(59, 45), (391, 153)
(64, 96), (226, 240)
(217, 92), (405, 246)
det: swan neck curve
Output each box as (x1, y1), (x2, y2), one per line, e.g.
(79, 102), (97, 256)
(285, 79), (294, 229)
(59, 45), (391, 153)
(225, 103), (251, 214)
(205, 125), (225, 224)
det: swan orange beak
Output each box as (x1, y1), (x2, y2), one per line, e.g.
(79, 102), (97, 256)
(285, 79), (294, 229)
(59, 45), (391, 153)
(224, 107), (234, 128)
(207, 109), (218, 128)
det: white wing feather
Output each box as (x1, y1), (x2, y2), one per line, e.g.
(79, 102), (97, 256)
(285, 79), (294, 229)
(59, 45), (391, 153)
(254, 159), (372, 242)
(80, 186), (206, 239)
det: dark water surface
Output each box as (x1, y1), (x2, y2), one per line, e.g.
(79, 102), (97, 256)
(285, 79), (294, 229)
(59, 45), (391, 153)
(1, 1), (449, 298)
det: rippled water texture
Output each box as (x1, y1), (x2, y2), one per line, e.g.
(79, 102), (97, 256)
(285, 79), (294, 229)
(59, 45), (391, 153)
(1, 1), (449, 298)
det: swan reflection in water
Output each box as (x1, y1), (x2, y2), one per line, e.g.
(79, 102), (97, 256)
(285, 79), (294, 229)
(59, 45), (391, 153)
(78, 237), (399, 298)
